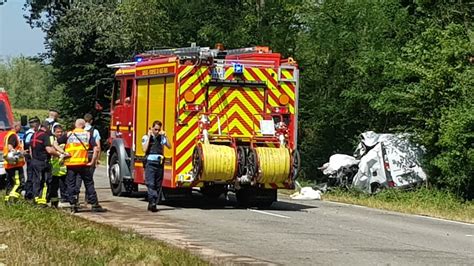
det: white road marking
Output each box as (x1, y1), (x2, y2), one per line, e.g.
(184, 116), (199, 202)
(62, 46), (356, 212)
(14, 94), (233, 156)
(466, 235), (473, 237)
(321, 200), (474, 227)
(248, 209), (291, 219)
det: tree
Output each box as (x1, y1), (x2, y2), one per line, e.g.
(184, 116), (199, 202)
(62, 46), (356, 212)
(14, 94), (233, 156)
(0, 57), (53, 109)
(295, 0), (412, 178)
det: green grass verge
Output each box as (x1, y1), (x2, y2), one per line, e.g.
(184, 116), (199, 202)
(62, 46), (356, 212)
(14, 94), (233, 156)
(0, 201), (207, 265)
(12, 108), (48, 121)
(324, 187), (474, 223)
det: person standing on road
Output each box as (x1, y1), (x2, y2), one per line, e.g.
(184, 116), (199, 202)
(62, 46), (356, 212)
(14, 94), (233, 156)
(23, 117), (40, 200)
(48, 124), (68, 207)
(3, 121), (26, 203)
(76, 113), (101, 204)
(64, 119), (105, 213)
(141, 120), (171, 212)
(30, 121), (61, 206)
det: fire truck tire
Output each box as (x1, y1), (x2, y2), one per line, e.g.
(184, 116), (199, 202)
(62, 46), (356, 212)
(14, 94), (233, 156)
(109, 152), (133, 196)
(291, 149), (301, 180)
(236, 187), (276, 209)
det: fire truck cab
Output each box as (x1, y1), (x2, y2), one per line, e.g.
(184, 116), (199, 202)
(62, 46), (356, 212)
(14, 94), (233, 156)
(107, 45), (300, 207)
(0, 88), (15, 178)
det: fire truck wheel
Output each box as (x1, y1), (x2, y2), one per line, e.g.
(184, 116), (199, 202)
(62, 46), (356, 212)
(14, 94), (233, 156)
(291, 149), (301, 180)
(236, 146), (247, 177)
(109, 152), (132, 196)
(246, 149), (258, 179)
(192, 146), (203, 180)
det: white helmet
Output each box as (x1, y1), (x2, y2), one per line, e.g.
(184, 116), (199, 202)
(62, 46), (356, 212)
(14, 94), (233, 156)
(5, 151), (18, 165)
(5, 151), (22, 165)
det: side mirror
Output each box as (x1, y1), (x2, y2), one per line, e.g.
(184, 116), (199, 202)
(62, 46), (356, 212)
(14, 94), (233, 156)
(20, 115), (28, 127)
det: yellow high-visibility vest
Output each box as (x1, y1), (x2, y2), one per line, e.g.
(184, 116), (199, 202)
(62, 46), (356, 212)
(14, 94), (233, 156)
(64, 128), (91, 166)
(3, 130), (25, 169)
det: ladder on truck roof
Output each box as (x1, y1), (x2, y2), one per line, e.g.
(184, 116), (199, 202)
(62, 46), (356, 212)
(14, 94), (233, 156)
(142, 45), (271, 58)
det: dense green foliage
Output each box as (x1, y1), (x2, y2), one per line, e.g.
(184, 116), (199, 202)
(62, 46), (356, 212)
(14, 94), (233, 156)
(18, 0), (474, 198)
(0, 57), (55, 109)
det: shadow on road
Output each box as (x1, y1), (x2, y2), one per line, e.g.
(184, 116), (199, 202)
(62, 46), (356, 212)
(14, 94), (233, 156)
(152, 192), (317, 212)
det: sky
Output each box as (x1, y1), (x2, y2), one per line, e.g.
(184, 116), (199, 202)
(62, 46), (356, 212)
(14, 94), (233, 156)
(0, 0), (46, 58)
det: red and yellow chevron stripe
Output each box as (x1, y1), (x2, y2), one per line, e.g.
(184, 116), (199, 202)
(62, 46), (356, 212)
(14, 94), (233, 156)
(175, 66), (210, 184)
(208, 86), (264, 136)
(173, 65), (297, 186)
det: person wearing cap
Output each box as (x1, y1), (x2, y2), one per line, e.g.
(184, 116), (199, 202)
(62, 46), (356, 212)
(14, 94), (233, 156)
(3, 121), (26, 203)
(23, 116), (40, 200)
(64, 119), (105, 212)
(45, 109), (60, 131)
(30, 121), (62, 206)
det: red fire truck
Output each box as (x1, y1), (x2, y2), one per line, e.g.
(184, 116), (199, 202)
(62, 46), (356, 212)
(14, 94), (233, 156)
(0, 88), (15, 179)
(107, 45), (300, 206)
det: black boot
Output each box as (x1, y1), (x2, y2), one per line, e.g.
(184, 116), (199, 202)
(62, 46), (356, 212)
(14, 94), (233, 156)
(91, 204), (107, 212)
(147, 202), (158, 212)
(70, 202), (80, 213)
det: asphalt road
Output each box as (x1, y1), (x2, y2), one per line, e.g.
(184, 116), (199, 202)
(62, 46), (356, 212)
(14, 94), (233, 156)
(80, 166), (474, 265)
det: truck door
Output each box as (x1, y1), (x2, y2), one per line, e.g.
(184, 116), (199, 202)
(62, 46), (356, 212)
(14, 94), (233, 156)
(134, 75), (176, 186)
(111, 78), (134, 147)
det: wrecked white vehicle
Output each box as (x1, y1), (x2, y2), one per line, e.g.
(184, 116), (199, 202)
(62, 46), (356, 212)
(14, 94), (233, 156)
(320, 131), (427, 194)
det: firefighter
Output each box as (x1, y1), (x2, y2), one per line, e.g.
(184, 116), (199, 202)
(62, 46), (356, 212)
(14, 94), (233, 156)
(64, 118), (105, 212)
(23, 116), (40, 200)
(141, 120), (171, 212)
(3, 121), (26, 203)
(48, 124), (68, 207)
(76, 113), (101, 204)
(30, 121), (61, 206)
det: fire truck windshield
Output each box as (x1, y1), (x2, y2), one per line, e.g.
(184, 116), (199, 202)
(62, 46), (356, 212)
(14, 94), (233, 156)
(0, 101), (12, 130)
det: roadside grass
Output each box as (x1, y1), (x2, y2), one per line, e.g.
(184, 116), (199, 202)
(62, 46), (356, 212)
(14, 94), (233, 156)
(12, 108), (48, 121)
(324, 187), (474, 224)
(0, 200), (207, 265)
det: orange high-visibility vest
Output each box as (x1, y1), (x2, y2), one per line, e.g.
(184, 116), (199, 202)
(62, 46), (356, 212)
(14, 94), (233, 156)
(64, 128), (91, 166)
(3, 130), (25, 169)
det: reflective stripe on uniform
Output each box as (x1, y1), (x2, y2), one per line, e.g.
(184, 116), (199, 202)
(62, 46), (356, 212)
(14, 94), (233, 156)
(64, 129), (90, 166)
(3, 131), (26, 169)
(8, 170), (21, 199)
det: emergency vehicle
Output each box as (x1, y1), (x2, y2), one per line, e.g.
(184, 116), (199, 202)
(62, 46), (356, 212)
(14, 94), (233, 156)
(107, 45), (300, 207)
(0, 88), (15, 178)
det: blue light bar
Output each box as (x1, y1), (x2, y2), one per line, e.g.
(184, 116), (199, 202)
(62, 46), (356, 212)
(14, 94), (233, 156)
(233, 63), (244, 74)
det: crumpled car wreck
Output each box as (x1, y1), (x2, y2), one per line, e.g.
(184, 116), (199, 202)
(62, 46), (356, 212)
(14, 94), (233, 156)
(319, 131), (427, 194)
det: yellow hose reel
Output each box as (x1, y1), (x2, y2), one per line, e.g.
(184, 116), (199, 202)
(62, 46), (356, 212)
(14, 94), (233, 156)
(192, 143), (237, 182)
(254, 147), (291, 184)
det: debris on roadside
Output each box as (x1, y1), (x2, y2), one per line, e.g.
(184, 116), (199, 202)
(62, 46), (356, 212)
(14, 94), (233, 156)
(290, 181), (322, 200)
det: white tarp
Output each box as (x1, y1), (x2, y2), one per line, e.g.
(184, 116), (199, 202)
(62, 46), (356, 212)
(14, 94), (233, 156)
(318, 154), (359, 176)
